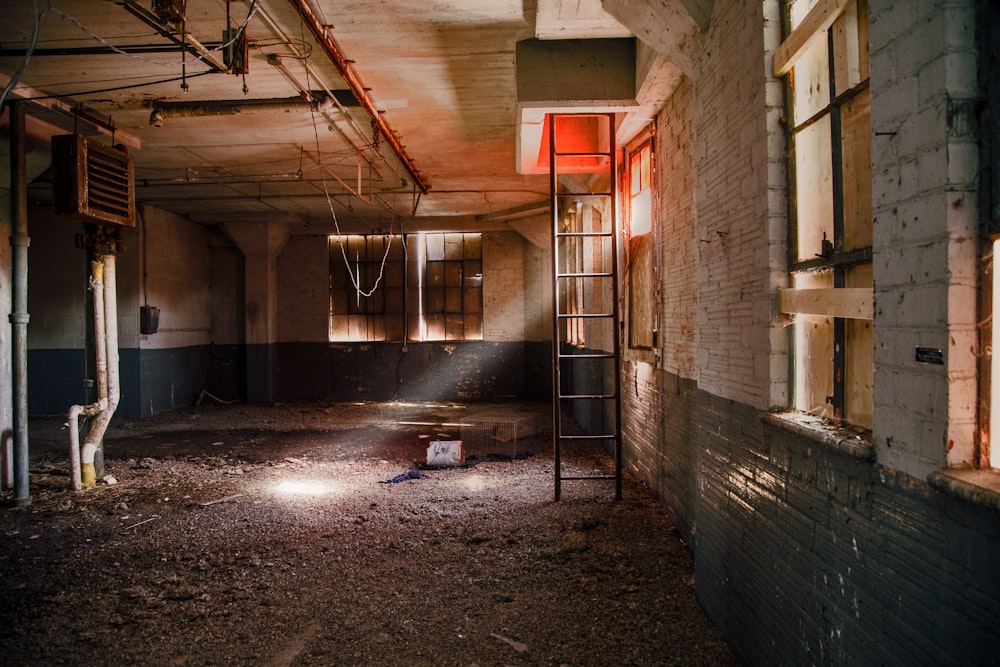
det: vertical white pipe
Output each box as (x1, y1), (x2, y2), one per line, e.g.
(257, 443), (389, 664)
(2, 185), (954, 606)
(80, 253), (119, 488)
(69, 263), (107, 490)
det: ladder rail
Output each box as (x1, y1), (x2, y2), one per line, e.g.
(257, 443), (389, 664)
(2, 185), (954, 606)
(549, 112), (623, 502)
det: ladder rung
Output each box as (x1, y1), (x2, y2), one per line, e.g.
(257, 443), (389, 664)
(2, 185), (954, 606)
(553, 151), (611, 158)
(556, 272), (613, 278)
(558, 393), (617, 400)
(557, 352), (615, 359)
(556, 231), (613, 238)
(557, 434), (617, 440)
(556, 475), (617, 482)
(557, 313), (613, 319)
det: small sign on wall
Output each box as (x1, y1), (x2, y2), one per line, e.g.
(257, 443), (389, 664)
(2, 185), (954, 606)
(915, 347), (944, 365)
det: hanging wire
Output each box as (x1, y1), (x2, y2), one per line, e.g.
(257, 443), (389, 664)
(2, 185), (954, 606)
(0, 0), (53, 113)
(300, 20), (394, 299)
(14, 71), (214, 100)
(44, 0), (261, 68)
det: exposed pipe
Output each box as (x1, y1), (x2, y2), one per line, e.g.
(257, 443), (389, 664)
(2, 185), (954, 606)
(285, 0), (430, 194)
(250, 6), (396, 180)
(79, 254), (120, 488)
(152, 96), (318, 117)
(9, 100), (30, 506)
(69, 261), (108, 491)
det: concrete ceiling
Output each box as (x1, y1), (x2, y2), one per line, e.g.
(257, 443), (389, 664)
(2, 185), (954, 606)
(0, 0), (696, 235)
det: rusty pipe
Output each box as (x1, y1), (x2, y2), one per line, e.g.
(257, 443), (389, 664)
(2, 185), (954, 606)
(285, 0), (430, 194)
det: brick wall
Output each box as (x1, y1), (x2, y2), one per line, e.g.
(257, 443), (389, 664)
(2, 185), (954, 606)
(693, 391), (1000, 666)
(691, 0), (775, 408)
(870, 0), (979, 474)
(617, 0), (1000, 663)
(278, 230), (541, 343)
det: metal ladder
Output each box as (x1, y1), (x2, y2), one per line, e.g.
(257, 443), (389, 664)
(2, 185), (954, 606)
(549, 112), (623, 501)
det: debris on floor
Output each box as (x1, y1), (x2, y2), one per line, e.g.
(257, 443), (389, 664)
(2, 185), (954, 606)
(426, 440), (464, 467)
(382, 467), (424, 484)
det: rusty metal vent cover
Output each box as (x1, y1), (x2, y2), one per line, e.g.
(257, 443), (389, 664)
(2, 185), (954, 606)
(51, 134), (135, 227)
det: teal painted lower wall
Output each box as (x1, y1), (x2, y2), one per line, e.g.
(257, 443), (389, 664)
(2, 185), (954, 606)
(621, 360), (1000, 666)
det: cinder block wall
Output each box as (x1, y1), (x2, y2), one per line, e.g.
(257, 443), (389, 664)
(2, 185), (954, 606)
(618, 0), (1000, 664)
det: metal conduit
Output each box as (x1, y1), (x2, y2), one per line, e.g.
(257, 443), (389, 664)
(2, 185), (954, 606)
(285, 0), (430, 194)
(9, 101), (30, 506)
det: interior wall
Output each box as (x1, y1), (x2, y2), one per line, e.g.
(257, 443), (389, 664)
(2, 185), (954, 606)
(617, 0), (1000, 663)
(24, 208), (87, 415)
(274, 230), (551, 401)
(26, 204), (215, 418)
(132, 206), (213, 416)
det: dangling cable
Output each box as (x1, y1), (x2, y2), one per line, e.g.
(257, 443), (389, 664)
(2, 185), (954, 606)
(300, 25), (393, 298)
(0, 0), (52, 113)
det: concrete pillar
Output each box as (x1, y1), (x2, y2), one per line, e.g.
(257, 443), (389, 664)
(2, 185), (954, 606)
(222, 222), (289, 402)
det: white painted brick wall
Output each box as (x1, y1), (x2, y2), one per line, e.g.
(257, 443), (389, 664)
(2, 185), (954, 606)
(520, 228), (552, 342)
(869, 0), (979, 475)
(689, 0), (780, 408)
(655, 76), (697, 379)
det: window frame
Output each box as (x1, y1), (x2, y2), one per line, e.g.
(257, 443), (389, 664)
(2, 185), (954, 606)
(624, 135), (658, 352)
(779, 0), (873, 428)
(329, 232), (483, 343)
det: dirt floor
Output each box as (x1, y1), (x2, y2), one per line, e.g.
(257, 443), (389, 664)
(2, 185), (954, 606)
(0, 401), (738, 666)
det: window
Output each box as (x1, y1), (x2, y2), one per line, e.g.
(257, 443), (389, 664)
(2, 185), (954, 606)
(625, 138), (656, 350)
(777, 0), (872, 428)
(981, 3), (1000, 468)
(416, 232), (483, 341)
(329, 232), (483, 343)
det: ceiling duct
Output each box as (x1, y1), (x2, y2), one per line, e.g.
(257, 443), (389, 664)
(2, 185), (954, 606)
(51, 134), (135, 227)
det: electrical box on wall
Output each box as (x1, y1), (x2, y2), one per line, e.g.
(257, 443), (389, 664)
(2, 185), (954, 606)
(140, 306), (160, 335)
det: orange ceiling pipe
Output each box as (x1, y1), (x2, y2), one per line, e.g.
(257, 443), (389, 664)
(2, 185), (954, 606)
(287, 0), (430, 194)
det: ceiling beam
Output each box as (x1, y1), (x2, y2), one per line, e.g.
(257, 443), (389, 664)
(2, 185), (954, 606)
(0, 75), (141, 149)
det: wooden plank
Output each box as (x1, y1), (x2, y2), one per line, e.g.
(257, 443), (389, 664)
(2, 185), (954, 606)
(779, 287), (872, 319)
(841, 89), (872, 251)
(772, 0), (852, 77)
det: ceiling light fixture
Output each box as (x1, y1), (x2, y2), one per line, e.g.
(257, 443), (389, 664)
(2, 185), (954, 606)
(149, 108), (164, 127)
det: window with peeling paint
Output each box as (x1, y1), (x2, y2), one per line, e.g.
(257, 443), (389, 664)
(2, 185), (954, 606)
(328, 233), (483, 343)
(780, 0), (873, 428)
(626, 139), (657, 351)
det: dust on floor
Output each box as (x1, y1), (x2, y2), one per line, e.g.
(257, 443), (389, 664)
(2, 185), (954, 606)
(0, 401), (738, 666)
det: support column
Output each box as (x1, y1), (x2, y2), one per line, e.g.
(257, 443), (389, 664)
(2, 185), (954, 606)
(222, 222), (289, 402)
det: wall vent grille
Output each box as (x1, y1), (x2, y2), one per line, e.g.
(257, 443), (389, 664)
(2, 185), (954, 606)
(52, 134), (135, 227)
